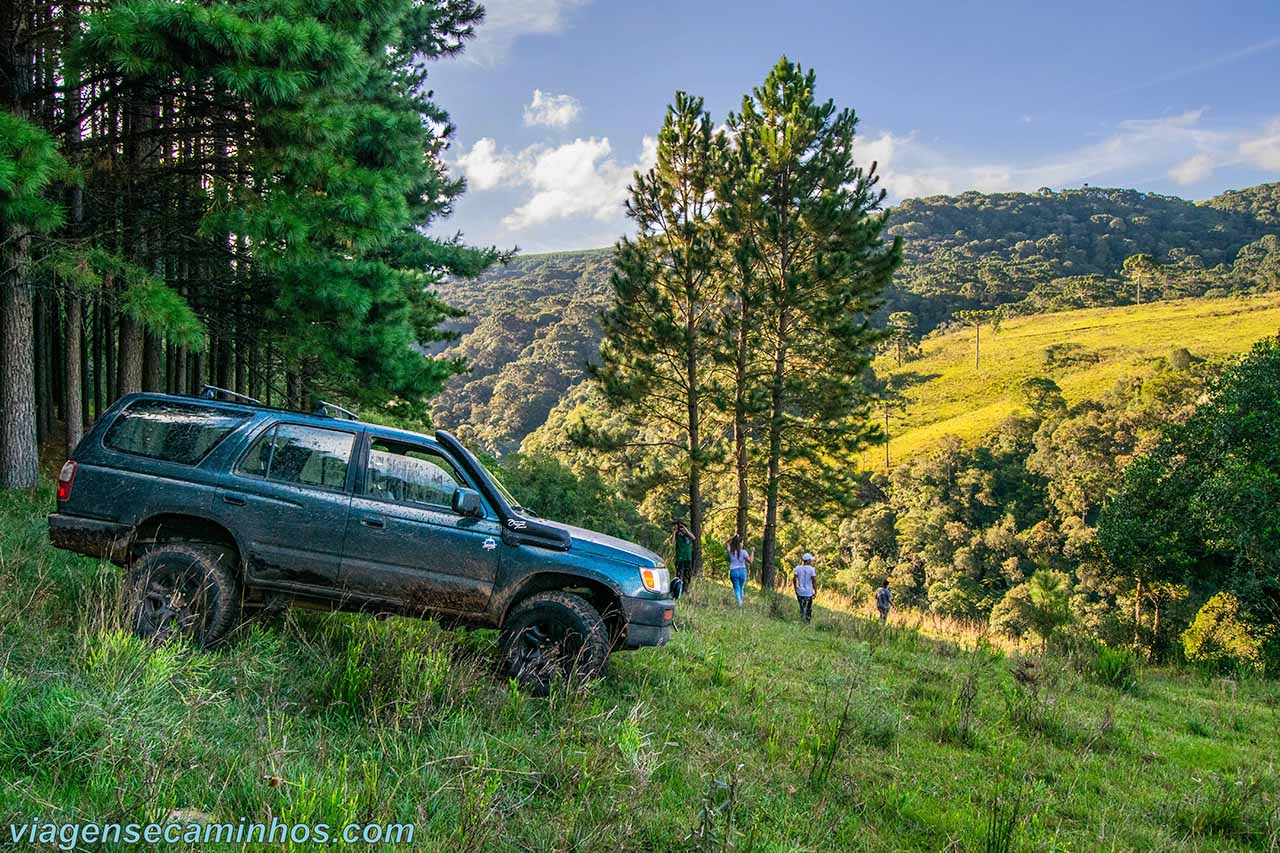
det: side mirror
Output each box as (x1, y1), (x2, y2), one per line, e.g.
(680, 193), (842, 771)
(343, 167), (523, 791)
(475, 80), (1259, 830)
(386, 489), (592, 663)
(451, 487), (483, 518)
(670, 577), (684, 600)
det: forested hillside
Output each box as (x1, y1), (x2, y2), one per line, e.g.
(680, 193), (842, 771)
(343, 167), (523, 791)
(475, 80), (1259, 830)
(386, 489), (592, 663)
(434, 183), (1280, 453)
(432, 250), (612, 452)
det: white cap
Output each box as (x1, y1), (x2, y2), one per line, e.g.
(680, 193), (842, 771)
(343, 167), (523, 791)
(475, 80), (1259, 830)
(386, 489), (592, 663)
(802, 553), (814, 562)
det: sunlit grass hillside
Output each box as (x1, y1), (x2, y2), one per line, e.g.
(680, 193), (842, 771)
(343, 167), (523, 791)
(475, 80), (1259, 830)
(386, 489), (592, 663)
(866, 294), (1280, 466)
(2, 487), (1278, 850)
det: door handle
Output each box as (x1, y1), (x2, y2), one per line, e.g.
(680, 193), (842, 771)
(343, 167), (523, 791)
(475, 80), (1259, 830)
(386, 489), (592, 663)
(222, 494), (246, 506)
(360, 516), (385, 529)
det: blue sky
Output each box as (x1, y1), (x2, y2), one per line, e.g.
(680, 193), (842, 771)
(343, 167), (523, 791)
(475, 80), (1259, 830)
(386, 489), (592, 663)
(427, 0), (1280, 253)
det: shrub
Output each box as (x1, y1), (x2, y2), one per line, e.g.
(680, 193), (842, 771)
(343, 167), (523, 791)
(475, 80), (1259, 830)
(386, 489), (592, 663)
(1182, 592), (1274, 674)
(1091, 644), (1139, 691)
(989, 585), (1033, 640)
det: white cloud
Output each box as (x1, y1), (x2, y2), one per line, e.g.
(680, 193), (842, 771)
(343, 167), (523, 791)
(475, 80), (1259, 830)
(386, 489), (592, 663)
(860, 110), (1280, 201)
(1239, 119), (1280, 170)
(466, 0), (589, 66)
(1170, 153), (1216, 185)
(523, 89), (582, 128)
(453, 135), (657, 230)
(506, 136), (656, 228)
(455, 138), (522, 191)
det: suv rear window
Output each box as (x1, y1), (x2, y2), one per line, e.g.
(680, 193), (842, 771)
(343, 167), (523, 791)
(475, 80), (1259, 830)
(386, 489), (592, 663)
(104, 399), (250, 465)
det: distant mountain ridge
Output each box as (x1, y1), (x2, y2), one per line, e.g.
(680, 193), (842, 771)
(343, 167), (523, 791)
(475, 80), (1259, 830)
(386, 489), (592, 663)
(433, 183), (1280, 454)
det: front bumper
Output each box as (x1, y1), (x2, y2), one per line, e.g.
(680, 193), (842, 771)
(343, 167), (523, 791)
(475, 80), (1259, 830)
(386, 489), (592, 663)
(620, 594), (675, 649)
(48, 513), (131, 561)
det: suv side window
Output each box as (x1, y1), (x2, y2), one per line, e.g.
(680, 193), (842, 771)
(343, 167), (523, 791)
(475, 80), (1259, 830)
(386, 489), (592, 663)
(366, 440), (465, 509)
(238, 424), (354, 491)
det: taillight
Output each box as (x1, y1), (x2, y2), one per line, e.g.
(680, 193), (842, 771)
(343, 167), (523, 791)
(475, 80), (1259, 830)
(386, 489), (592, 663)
(56, 460), (77, 501)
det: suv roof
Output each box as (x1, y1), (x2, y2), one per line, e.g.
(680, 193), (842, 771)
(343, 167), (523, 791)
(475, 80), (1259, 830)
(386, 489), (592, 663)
(122, 390), (445, 448)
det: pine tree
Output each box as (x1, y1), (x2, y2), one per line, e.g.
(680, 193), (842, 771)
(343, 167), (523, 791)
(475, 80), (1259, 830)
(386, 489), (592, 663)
(721, 238), (767, 543)
(2, 0), (498, 491)
(591, 92), (727, 580)
(2, 0), (69, 487)
(722, 57), (901, 589)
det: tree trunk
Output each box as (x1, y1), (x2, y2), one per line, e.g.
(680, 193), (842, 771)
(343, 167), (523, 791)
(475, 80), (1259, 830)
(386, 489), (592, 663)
(34, 292), (49, 444)
(733, 297), (750, 542)
(64, 295), (83, 453)
(142, 332), (162, 391)
(217, 334), (232, 390)
(165, 341), (175, 393)
(78, 301), (89, 428)
(104, 300), (116, 403)
(0, 230), (38, 488)
(1133, 575), (1144, 653)
(50, 292), (63, 425)
(92, 297), (103, 418)
(235, 333), (247, 395)
(248, 336), (260, 401)
(1152, 594), (1162, 656)
(117, 315), (144, 395)
(761, 313), (788, 591)
(686, 305), (703, 582)
(974, 322), (981, 370)
(65, 82), (85, 445)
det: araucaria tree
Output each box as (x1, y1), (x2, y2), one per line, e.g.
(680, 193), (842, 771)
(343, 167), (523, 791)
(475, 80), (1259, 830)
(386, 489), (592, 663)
(886, 311), (920, 366)
(722, 57), (902, 589)
(593, 92), (727, 580)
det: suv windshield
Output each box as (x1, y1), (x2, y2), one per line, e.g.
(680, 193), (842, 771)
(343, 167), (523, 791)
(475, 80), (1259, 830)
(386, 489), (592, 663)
(472, 455), (525, 513)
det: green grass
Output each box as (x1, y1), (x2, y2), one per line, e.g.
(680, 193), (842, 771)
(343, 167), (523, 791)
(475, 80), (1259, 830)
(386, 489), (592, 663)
(2, 486), (1278, 850)
(868, 294), (1280, 465)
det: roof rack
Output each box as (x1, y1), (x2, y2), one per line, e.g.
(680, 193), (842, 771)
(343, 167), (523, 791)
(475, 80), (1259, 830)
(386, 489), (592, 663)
(200, 385), (263, 406)
(314, 400), (360, 421)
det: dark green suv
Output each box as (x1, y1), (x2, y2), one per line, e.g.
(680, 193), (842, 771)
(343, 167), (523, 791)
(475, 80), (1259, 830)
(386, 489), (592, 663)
(48, 391), (676, 693)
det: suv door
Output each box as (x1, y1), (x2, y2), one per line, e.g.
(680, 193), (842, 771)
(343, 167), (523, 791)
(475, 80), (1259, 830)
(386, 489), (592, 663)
(339, 435), (502, 615)
(219, 420), (360, 590)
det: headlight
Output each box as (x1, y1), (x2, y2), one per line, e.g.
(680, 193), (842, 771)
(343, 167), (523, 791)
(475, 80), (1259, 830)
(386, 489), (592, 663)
(639, 566), (670, 594)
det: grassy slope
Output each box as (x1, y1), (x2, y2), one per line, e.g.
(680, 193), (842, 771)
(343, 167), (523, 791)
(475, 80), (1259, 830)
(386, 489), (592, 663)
(868, 295), (1280, 466)
(2, 489), (1277, 850)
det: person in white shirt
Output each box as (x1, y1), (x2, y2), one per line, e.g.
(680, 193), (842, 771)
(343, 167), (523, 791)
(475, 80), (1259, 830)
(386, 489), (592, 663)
(792, 553), (817, 623)
(727, 535), (751, 607)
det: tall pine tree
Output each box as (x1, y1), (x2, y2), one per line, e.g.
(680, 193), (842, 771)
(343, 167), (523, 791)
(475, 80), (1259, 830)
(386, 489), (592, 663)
(591, 92), (727, 580)
(722, 57), (901, 589)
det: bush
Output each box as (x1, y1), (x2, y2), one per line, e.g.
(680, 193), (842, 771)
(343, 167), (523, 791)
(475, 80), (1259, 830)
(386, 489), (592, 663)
(1182, 592), (1274, 674)
(1091, 644), (1139, 691)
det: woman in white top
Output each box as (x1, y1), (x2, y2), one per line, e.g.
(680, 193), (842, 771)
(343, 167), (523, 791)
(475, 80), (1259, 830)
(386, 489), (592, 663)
(727, 535), (751, 607)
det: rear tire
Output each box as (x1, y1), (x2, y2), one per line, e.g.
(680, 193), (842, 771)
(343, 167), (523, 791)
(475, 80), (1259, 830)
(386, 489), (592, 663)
(499, 591), (609, 696)
(127, 543), (242, 648)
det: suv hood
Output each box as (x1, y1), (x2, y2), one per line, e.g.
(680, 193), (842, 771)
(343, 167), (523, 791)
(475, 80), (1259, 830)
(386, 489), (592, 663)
(549, 521), (661, 567)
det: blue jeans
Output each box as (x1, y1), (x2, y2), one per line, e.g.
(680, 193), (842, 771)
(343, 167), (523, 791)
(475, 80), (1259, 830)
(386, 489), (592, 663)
(730, 569), (747, 606)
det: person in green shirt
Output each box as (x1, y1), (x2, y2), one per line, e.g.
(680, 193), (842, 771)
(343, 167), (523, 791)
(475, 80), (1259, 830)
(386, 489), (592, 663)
(672, 520), (694, 590)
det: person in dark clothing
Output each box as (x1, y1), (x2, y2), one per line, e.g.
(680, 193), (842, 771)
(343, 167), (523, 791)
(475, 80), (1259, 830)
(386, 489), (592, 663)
(672, 520), (694, 589)
(875, 579), (892, 623)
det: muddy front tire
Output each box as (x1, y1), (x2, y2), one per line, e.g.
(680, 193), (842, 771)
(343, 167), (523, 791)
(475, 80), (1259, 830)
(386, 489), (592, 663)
(127, 543), (242, 648)
(499, 591), (609, 696)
